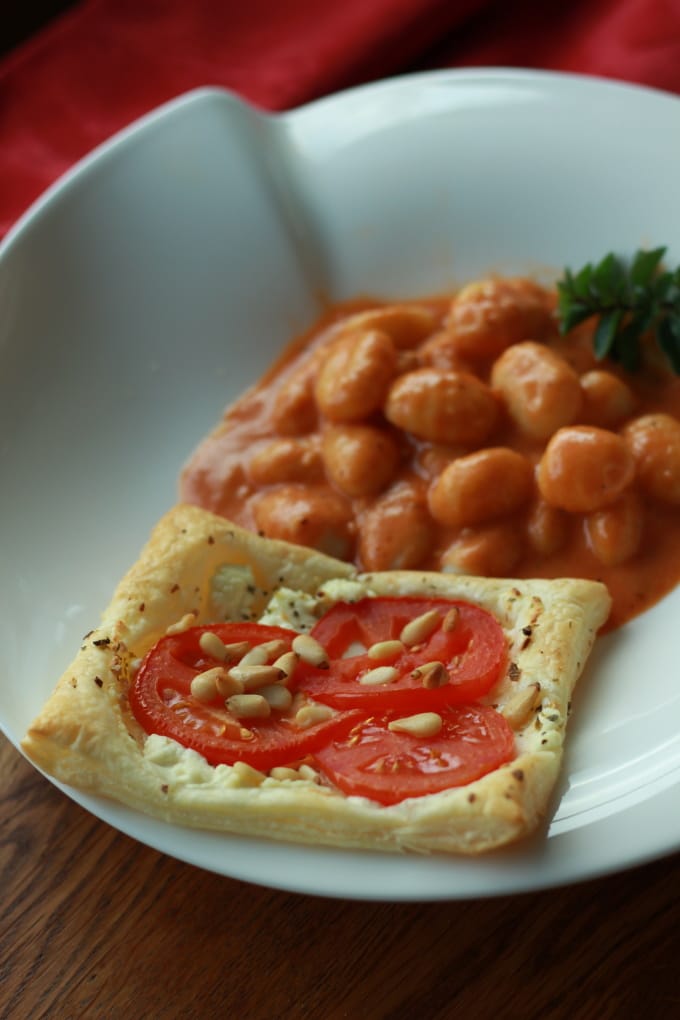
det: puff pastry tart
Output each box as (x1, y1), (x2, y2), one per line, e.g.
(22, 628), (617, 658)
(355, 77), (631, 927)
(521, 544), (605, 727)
(22, 504), (611, 855)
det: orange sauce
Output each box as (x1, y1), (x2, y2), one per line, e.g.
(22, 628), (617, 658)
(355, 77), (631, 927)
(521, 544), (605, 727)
(180, 286), (680, 631)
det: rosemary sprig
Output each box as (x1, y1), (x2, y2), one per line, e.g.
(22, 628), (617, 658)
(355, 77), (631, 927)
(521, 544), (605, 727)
(556, 247), (680, 374)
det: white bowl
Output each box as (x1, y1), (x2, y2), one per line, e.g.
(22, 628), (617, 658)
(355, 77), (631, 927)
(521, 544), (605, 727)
(2, 69), (679, 900)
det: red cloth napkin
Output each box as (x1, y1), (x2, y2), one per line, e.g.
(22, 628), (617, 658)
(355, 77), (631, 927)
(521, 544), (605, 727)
(2, 0), (680, 239)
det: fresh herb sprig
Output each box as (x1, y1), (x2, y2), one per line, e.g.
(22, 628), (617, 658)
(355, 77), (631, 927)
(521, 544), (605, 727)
(556, 247), (680, 374)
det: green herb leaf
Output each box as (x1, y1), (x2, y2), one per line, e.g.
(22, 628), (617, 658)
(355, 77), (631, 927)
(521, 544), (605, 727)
(630, 246), (666, 288)
(593, 253), (625, 304)
(616, 318), (643, 373)
(557, 298), (593, 333)
(657, 315), (680, 374)
(557, 247), (680, 375)
(593, 309), (623, 359)
(572, 263), (594, 300)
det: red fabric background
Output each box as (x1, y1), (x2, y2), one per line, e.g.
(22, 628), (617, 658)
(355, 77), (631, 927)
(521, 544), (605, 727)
(1, 0), (680, 238)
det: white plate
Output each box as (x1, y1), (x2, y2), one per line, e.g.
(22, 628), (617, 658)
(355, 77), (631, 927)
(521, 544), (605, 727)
(1, 69), (679, 901)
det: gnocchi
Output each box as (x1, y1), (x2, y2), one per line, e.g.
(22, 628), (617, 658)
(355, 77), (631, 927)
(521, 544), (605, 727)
(321, 424), (400, 498)
(441, 522), (523, 577)
(427, 448), (533, 528)
(249, 436), (323, 486)
(384, 368), (498, 445)
(622, 413), (680, 505)
(491, 341), (583, 440)
(443, 277), (555, 360)
(314, 328), (398, 422)
(357, 483), (433, 571)
(181, 276), (680, 629)
(537, 426), (634, 513)
(252, 484), (354, 560)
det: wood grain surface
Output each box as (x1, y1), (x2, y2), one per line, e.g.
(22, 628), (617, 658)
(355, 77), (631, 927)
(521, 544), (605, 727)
(1, 734), (678, 1020)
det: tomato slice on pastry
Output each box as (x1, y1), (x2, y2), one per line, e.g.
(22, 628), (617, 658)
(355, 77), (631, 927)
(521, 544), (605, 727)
(296, 597), (507, 712)
(130, 622), (360, 771)
(312, 705), (515, 806)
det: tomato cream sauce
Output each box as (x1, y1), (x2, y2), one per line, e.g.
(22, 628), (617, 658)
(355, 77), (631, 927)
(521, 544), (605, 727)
(180, 282), (680, 631)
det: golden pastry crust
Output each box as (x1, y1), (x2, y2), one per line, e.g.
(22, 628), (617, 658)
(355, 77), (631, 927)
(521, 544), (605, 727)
(22, 504), (611, 855)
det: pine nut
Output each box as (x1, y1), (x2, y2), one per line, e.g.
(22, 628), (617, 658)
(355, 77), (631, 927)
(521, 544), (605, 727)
(238, 644), (270, 667)
(270, 766), (301, 782)
(229, 664), (286, 691)
(289, 690), (306, 715)
(165, 612), (197, 635)
(501, 683), (542, 729)
(215, 670), (244, 698)
(259, 684), (293, 711)
(442, 607), (460, 632)
(292, 634), (329, 668)
(273, 650), (299, 685)
(294, 703), (334, 728)
(388, 712), (443, 737)
(400, 609), (442, 646)
(232, 761), (266, 786)
(411, 660), (448, 689)
(198, 631), (230, 661)
(298, 763), (320, 782)
(367, 639), (405, 662)
(190, 667), (221, 702)
(221, 640), (252, 663)
(227, 694), (271, 718)
(358, 665), (399, 686)
(259, 639), (290, 661)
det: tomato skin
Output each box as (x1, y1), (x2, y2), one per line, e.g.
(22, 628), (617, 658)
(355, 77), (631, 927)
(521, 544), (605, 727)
(312, 704), (515, 806)
(129, 622), (361, 770)
(297, 597), (507, 713)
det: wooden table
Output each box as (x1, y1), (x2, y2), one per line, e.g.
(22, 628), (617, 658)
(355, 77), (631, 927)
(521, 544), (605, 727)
(2, 733), (678, 1019)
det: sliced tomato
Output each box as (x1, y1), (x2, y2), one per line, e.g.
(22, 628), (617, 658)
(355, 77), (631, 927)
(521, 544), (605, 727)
(312, 704), (515, 806)
(296, 597), (507, 713)
(129, 622), (360, 770)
